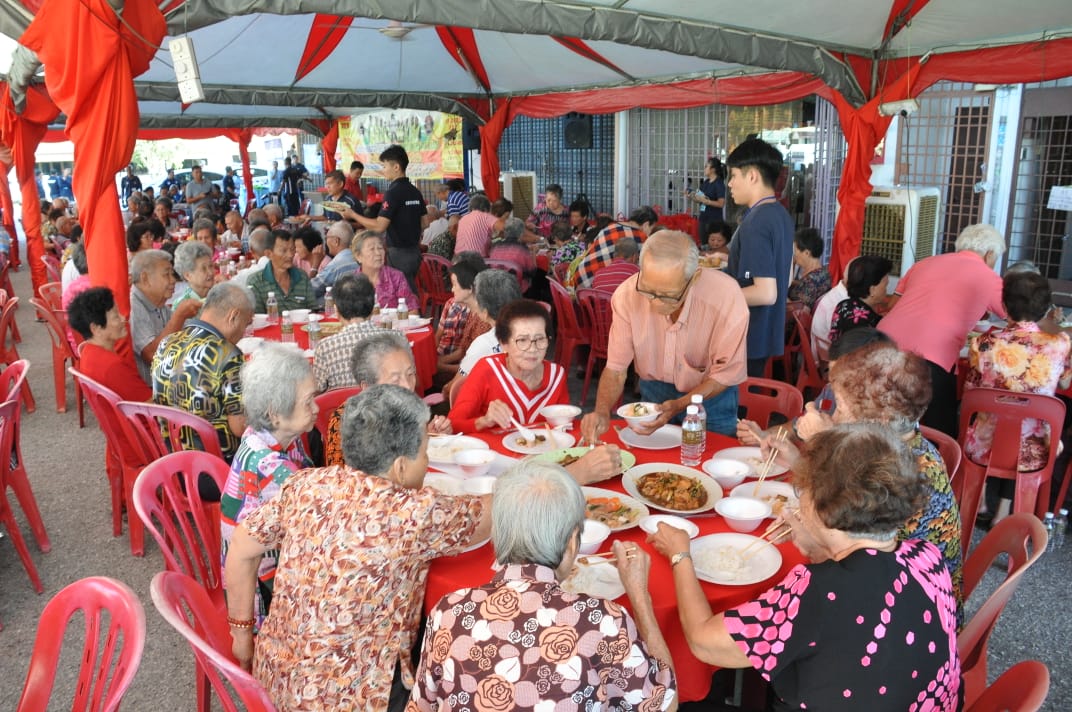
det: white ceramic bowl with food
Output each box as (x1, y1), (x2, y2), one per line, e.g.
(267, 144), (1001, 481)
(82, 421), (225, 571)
(715, 496), (772, 533)
(251, 313), (270, 329)
(461, 476), (497, 495)
(702, 458), (751, 489)
(288, 308), (312, 324)
(579, 519), (612, 555)
(616, 402), (659, 429)
(540, 404), (582, 427)
(731, 481), (798, 518)
(453, 449), (497, 477)
(639, 514), (700, 538)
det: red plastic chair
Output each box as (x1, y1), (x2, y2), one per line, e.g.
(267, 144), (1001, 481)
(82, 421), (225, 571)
(920, 424), (962, 485)
(965, 659), (1049, 712)
(738, 377), (804, 430)
(548, 276), (589, 370)
(0, 282), (22, 343)
(958, 512), (1047, 708)
(791, 308), (825, 401)
(151, 571), (277, 712)
(0, 396), (50, 594)
(40, 254), (61, 284)
(37, 281), (63, 312)
(15, 576), (145, 712)
(30, 297), (83, 420)
(417, 253), (452, 320)
(315, 386), (362, 442)
(486, 259), (525, 289)
(576, 288), (613, 404)
(552, 260), (570, 283)
(778, 301), (808, 383)
(956, 388), (1064, 557)
(133, 451), (231, 609)
(69, 369), (127, 543)
(0, 297), (35, 412)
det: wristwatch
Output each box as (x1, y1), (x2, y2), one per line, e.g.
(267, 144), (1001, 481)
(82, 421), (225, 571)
(670, 551), (692, 568)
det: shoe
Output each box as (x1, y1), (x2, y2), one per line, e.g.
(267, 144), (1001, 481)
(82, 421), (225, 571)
(975, 511), (994, 532)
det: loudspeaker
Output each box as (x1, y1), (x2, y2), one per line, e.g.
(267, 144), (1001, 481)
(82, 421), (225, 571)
(462, 119), (482, 151)
(169, 36), (205, 104)
(564, 113), (592, 149)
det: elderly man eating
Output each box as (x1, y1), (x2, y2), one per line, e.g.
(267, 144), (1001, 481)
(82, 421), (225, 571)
(130, 249), (201, 384)
(581, 230), (748, 440)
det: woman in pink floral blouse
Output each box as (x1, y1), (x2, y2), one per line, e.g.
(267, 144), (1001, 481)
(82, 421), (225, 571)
(966, 270), (1072, 524)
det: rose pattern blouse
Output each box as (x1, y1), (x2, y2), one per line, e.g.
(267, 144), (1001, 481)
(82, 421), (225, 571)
(828, 296), (881, 344)
(408, 563), (676, 712)
(966, 321), (1072, 472)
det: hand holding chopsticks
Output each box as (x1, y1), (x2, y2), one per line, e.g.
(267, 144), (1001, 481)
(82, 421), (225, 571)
(739, 517), (794, 561)
(753, 427), (788, 496)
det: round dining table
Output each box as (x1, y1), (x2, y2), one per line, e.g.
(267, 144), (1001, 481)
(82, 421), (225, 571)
(423, 423), (806, 703)
(251, 318), (437, 394)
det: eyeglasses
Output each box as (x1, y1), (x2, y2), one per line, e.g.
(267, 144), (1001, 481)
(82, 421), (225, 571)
(635, 273), (693, 305)
(512, 335), (549, 350)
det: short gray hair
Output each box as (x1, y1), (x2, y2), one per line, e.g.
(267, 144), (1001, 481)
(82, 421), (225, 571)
(263, 203), (283, 221)
(174, 240), (212, 278)
(470, 194), (491, 213)
(241, 343), (314, 431)
(615, 237), (639, 260)
(349, 331), (412, 386)
(353, 230), (384, 255)
(327, 220), (355, 248)
(248, 227), (269, 255)
(955, 223), (1005, 258)
(130, 249), (171, 283)
(341, 384), (429, 474)
(502, 217), (524, 243)
(192, 218), (217, 239)
(202, 281), (253, 314)
(474, 269), (522, 320)
(639, 230), (699, 280)
(493, 460), (585, 568)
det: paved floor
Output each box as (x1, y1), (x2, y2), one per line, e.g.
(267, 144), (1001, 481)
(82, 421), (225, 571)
(0, 263), (1066, 709)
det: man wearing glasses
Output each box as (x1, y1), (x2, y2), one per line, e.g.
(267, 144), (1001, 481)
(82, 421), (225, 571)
(581, 231), (749, 439)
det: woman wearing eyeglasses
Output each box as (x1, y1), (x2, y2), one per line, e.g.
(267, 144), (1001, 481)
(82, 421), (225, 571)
(448, 298), (568, 433)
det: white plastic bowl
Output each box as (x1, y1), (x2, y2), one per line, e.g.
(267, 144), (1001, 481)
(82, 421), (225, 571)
(616, 402), (659, 429)
(579, 519), (611, 555)
(251, 314), (269, 329)
(639, 514), (700, 538)
(461, 476), (497, 495)
(702, 458), (751, 489)
(453, 449), (497, 477)
(288, 308), (312, 324)
(540, 404), (582, 427)
(715, 496), (772, 533)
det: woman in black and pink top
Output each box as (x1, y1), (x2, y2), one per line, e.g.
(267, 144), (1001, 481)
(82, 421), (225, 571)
(828, 254), (892, 344)
(648, 423), (962, 711)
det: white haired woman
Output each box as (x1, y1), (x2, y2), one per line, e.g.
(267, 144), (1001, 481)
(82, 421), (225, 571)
(411, 460), (678, 711)
(172, 239), (216, 308)
(220, 344), (317, 627)
(225, 385), (491, 711)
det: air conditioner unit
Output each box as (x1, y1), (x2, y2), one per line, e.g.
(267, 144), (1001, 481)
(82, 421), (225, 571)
(500, 171), (537, 222)
(862, 186), (942, 277)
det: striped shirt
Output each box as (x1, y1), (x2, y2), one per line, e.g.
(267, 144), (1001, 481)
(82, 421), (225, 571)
(448, 353), (568, 433)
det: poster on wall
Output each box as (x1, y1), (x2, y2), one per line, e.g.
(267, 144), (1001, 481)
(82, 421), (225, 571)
(338, 109), (463, 180)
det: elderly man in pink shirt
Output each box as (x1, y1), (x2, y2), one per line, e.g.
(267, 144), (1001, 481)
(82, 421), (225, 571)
(581, 230), (749, 439)
(453, 194), (503, 257)
(879, 223), (1006, 436)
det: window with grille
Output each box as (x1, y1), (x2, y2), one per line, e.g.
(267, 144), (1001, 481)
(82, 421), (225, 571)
(811, 97), (846, 263)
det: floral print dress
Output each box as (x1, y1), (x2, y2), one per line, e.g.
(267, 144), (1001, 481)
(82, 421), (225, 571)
(828, 296), (880, 344)
(965, 321), (1072, 471)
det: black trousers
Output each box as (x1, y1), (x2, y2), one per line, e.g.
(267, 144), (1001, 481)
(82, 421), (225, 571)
(388, 246), (422, 294)
(921, 360), (959, 439)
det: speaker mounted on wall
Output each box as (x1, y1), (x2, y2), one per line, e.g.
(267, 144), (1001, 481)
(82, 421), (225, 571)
(461, 119), (482, 151)
(563, 112), (592, 149)
(169, 36), (205, 104)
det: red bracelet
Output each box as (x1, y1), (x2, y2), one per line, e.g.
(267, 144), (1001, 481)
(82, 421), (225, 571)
(227, 616), (255, 629)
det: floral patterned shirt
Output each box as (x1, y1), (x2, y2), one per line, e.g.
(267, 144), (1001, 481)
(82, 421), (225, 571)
(408, 563), (676, 712)
(244, 466), (484, 711)
(219, 428), (312, 626)
(828, 296), (881, 343)
(525, 205), (570, 239)
(787, 266), (832, 311)
(551, 239), (586, 269)
(965, 321), (1072, 471)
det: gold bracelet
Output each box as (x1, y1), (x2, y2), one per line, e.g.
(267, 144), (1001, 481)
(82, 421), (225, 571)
(227, 616), (255, 629)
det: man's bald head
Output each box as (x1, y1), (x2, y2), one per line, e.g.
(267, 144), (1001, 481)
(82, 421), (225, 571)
(639, 230), (699, 280)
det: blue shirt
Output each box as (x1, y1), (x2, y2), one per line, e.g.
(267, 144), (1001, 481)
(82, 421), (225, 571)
(310, 248), (358, 298)
(698, 177), (725, 223)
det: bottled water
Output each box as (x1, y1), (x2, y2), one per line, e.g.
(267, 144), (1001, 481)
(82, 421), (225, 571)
(690, 394), (706, 429)
(397, 297), (409, 321)
(265, 291), (279, 325)
(1055, 509), (1068, 549)
(1044, 512), (1056, 552)
(280, 310), (294, 343)
(307, 314), (322, 349)
(680, 405), (705, 466)
(324, 287), (336, 318)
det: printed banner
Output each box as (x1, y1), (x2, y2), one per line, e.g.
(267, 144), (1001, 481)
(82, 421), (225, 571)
(338, 109), (463, 180)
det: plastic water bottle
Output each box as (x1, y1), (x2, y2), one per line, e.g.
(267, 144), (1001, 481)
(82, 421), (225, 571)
(324, 287), (336, 318)
(307, 314), (322, 349)
(1055, 509), (1068, 549)
(280, 310), (294, 343)
(690, 394), (707, 429)
(681, 405), (705, 466)
(397, 297), (409, 321)
(1044, 512), (1056, 552)
(265, 291), (279, 325)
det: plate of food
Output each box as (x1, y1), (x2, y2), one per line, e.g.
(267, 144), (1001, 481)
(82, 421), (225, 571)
(394, 317), (432, 331)
(427, 435), (489, 465)
(616, 424), (682, 450)
(302, 321), (345, 336)
(581, 486), (649, 532)
(710, 446), (789, 478)
(691, 532), (783, 586)
(322, 200), (353, 214)
(621, 463), (722, 514)
(501, 429), (575, 455)
(730, 481), (798, 517)
(534, 447), (637, 472)
(423, 472), (464, 496)
(561, 559), (625, 600)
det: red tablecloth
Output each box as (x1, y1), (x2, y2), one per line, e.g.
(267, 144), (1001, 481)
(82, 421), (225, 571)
(252, 320), (436, 394)
(424, 425), (806, 703)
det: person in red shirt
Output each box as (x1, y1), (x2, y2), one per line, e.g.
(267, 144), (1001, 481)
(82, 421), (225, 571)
(67, 286), (152, 402)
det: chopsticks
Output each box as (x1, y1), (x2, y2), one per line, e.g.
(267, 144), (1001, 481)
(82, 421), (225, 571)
(577, 553), (615, 565)
(739, 519), (793, 561)
(753, 428), (787, 497)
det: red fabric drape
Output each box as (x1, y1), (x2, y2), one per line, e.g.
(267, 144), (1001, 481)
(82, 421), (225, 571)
(295, 15), (354, 83)
(0, 84), (59, 296)
(0, 157), (19, 268)
(320, 121), (339, 173)
(21, 0), (165, 320)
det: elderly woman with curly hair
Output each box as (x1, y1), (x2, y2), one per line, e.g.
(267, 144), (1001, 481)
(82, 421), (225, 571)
(172, 239), (216, 309)
(225, 385), (491, 712)
(220, 344), (317, 627)
(410, 460), (678, 711)
(648, 423), (962, 711)
(793, 341), (963, 622)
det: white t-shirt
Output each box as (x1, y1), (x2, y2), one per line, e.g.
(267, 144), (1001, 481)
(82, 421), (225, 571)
(61, 257), (80, 292)
(811, 281), (848, 357)
(459, 330), (502, 375)
(232, 255), (271, 290)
